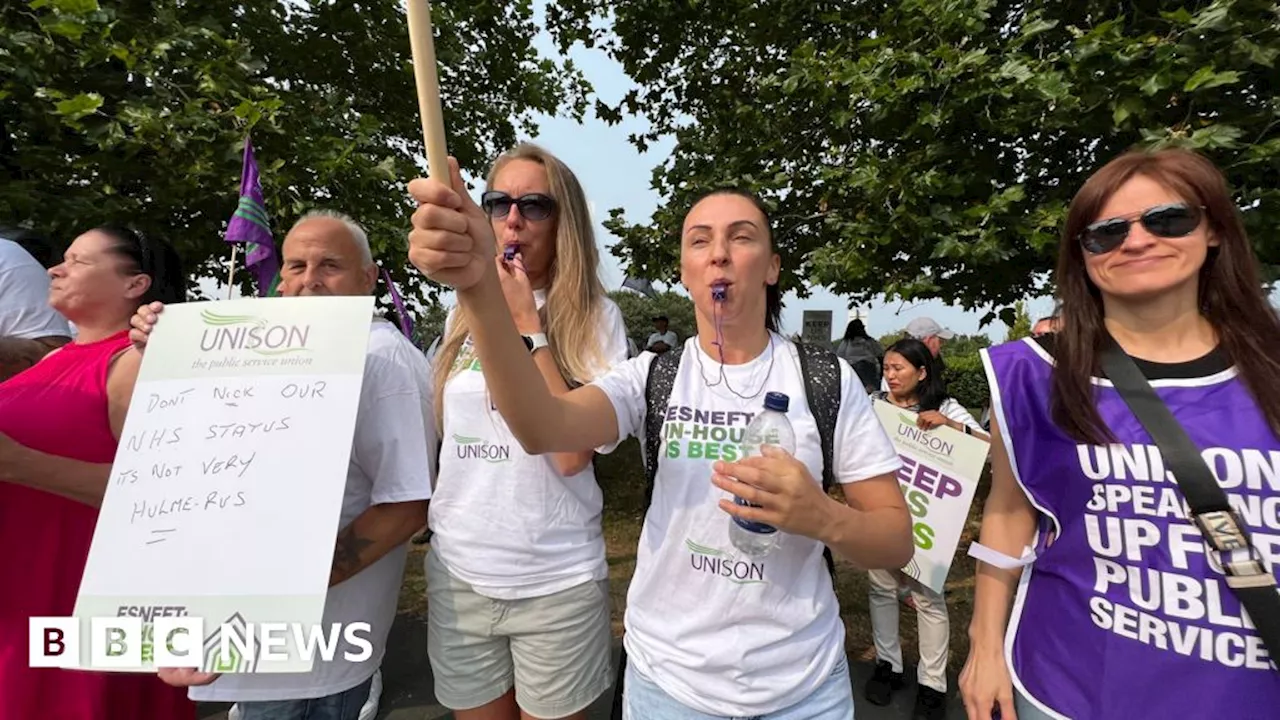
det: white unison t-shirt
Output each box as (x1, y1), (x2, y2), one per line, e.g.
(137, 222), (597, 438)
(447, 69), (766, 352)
(591, 333), (903, 716)
(428, 291), (629, 599)
(936, 397), (982, 430)
(0, 238), (71, 339)
(646, 330), (678, 350)
(190, 318), (436, 702)
(874, 392), (982, 432)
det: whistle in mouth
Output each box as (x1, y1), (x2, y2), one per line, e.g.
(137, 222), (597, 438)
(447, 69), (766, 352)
(503, 245), (518, 261)
(711, 283), (727, 301)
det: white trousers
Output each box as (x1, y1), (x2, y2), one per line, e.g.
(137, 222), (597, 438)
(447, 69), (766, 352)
(867, 569), (950, 693)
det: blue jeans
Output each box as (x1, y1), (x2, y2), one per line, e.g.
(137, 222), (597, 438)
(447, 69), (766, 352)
(236, 675), (374, 720)
(1014, 689), (1060, 720)
(623, 655), (854, 720)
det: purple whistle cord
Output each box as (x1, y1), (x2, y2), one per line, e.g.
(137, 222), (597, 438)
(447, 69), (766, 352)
(382, 269), (413, 340)
(711, 283), (727, 348)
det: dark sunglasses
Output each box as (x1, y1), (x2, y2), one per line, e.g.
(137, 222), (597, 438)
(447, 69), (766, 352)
(480, 191), (557, 222)
(1079, 203), (1205, 255)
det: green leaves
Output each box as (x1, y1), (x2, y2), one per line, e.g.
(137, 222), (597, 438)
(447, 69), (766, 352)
(1191, 1), (1233, 32)
(4, 0), (589, 305)
(51, 0), (99, 13)
(1111, 95), (1148, 126)
(608, 290), (697, 350)
(1005, 301), (1032, 341)
(1189, 124), (1245, 150)
(1184, 66), (1241, 91)
(551, 0), (1280, 322)
(998, 59), (1034, 84)
(53, 91), (101, 123)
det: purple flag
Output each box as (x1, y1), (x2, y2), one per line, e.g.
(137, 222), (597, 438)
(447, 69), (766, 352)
(382, 268), (414, 340)
(225, 137), (280, 296)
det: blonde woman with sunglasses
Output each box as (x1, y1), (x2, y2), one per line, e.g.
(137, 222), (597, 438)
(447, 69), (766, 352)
(423, 143), (629, 720)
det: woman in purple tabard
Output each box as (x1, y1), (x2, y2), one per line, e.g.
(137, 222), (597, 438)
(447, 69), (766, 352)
(961, 148), (1280, 720)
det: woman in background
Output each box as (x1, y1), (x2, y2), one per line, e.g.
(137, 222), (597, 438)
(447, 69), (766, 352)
(835, 318), (884, 393)
(865, 337), (986, 720)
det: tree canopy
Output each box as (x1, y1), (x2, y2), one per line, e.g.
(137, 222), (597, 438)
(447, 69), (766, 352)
(608, 289), (697, 349)
(549, 0), (1280, 325)
(2, 0), (588, 301)
(1005, 300), (1033, 341)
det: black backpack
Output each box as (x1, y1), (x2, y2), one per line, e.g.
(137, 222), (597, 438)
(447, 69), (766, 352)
(610, 341), (843, 718)
(850, 357), (881, 392)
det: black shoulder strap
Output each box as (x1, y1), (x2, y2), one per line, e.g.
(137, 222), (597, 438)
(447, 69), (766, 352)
(643, 347), (683, 513)
(1100, 337), (1280, 663)
(614, 347), (682, 720)
(796, 342), (841, 492)
(796, 341), (843, 579)
(614, 342), (847, 719)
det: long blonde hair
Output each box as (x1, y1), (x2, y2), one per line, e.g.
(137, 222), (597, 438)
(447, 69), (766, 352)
(432, 142), (609, 424)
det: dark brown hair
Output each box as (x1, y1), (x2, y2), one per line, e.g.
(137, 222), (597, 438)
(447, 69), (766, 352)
(687, 187), (783, 332)
(94, 224), (187, 306)
(1050, 148), (1280, 443)
(886, 338), (947, 412)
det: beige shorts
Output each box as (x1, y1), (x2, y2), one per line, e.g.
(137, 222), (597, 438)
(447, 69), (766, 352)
(425, 549), (613, 718)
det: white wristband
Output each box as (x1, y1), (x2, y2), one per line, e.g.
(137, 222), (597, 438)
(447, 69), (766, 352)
(968, 542), (1038, 569)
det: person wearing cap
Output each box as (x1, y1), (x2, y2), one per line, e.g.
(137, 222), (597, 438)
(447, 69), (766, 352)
(1031, 315), (1061, 337)
(904, 316), (956, 358)
(878, 317), (955, 395)
(646, 314), (678, 355)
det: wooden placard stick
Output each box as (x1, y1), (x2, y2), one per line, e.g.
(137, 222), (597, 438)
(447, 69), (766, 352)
(405, 0), (449, 180)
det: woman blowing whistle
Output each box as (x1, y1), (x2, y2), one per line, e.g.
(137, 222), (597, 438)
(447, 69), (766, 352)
(406, 159), (913, 719)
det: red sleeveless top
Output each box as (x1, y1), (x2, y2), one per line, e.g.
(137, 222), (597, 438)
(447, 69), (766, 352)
(0, 330), (193, 720)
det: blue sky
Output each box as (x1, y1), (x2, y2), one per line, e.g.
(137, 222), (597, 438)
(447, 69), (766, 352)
(501, 4), (1056, 341)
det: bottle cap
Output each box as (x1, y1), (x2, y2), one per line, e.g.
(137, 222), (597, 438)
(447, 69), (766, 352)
(763, 392), (789, 412)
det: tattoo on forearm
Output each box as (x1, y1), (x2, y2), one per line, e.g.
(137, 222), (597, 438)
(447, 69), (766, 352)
(332, 525), (376, 579)
(0, 337), (57, 382)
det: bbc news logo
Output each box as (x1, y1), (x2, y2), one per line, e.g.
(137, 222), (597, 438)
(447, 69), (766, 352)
(30, 617), (373, 670)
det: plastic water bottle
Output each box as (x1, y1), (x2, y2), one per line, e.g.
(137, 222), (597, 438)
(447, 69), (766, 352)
(728, 391), (796, 557)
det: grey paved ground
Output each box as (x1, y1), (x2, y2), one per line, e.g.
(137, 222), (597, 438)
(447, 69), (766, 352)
(196, 614), (965, 720)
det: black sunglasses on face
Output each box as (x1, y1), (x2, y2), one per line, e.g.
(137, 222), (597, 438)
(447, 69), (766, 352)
(480, 191), (556, 222)
(1079, 202), (1205, 255)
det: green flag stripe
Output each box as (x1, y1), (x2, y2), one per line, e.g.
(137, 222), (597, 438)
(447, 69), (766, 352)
(233, 208), (271, 232)
(236, 194), (267, 216)
(235, 199), (270, 227)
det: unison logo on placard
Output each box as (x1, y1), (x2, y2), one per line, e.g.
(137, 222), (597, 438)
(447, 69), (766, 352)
(895, 413), (957, 457)
(199, 310), (312, 357)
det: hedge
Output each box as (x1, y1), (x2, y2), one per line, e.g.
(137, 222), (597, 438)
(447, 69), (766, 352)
(942, 353), (991, 411)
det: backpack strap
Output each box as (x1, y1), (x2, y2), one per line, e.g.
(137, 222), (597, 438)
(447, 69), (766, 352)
(642, 347), (684, 507)
(613, 346), (683, 720)
(795, 341), (843, 579)
(613, 342), (845, 719)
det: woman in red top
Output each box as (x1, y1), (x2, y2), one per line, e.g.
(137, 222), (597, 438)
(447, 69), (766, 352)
(0, 225), (192, 720)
